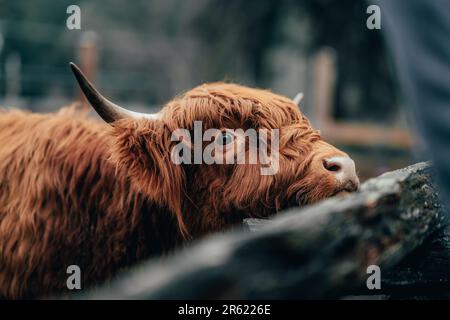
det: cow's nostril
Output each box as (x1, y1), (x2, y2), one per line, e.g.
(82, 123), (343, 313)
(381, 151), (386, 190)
(323, 159), (342, 172)
(322, 156), (360, 191)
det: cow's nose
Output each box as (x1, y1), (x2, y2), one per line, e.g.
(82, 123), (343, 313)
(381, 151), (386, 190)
(323, 156), (360, 191)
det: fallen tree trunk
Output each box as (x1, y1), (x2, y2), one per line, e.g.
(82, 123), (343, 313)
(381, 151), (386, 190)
(85, 162), (447, 299)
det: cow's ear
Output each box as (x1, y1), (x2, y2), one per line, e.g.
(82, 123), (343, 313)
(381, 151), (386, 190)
(109, 118), (189, 238)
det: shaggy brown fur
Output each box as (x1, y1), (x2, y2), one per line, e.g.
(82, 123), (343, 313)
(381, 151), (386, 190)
(0, 83), (351, 299)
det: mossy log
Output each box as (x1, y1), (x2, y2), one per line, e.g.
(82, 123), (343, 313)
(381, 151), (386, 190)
(85, 162), (447, 299)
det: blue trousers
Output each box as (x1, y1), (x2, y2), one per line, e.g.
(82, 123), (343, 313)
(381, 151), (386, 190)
(375, 0), (450, 211)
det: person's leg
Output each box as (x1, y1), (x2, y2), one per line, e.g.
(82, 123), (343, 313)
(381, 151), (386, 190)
(375, 0), (450, 210)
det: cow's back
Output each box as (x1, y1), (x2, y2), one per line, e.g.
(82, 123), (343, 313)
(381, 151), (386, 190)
(0, 107), (124, 298)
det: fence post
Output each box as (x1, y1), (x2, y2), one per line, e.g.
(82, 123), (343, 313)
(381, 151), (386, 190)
(77, 31), (98, 109)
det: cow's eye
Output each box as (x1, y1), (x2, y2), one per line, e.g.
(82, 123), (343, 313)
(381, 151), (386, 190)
(217, 132), (234, 145)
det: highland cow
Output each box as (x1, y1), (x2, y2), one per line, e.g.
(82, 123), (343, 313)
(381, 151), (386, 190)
(0, 63), (359, 299)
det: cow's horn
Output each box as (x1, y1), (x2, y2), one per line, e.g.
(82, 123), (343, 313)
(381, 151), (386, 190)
(69, 62), (159, 123)
(293, 92), (304, 105)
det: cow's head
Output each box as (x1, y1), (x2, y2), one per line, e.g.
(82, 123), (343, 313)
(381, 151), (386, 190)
(71, 63), (359, 237)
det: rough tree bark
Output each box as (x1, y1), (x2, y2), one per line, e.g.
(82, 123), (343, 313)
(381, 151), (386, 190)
(84, 162), (447, 299)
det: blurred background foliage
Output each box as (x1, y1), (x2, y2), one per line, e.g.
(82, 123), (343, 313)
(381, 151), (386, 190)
(0, 0), (397, 117)
(0, 0), (415, 178)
